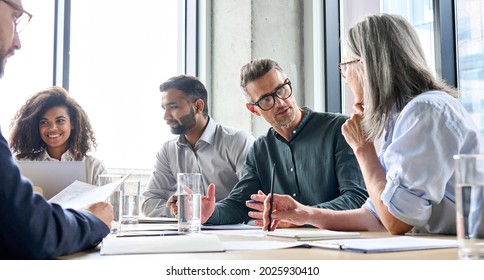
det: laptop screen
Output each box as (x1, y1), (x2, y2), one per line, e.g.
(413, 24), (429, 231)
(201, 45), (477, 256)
(16, 161), (88, 199)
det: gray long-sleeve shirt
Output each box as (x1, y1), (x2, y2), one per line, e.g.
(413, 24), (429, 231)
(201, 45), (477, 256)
(142, 117), (255, 217)
(207, 108), (368, 225)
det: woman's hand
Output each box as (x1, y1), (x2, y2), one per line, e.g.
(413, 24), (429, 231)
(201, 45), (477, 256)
(246, 191), (301, 228)
(261, 194), (308, 231)
(341, 103), (371, 152)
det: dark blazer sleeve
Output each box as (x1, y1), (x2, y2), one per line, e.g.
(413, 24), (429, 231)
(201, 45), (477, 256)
(0, 132), (109, 259)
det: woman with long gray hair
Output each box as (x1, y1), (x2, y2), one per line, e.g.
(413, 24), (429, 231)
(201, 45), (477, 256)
(262, 13), (482, 235)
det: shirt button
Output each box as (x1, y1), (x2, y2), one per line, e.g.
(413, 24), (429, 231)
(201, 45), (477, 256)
(290, 167), (294, 172)
(292, 193), (296, 197)
(293, 130), (296, 134)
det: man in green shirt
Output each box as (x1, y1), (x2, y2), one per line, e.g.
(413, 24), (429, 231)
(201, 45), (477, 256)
(176, 58), (368, 227)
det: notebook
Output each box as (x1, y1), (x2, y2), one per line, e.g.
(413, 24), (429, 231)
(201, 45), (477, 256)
(16, 161), (87, 200)
(266, 229), (361, 241)
(310, 236), (458, 253)
(100, 234), (225, 255)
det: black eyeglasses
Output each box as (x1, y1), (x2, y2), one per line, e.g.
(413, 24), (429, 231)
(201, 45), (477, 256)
(248, 79), (292, 111)
(338, 59), (360, 79)
(1, 0), (33, 33)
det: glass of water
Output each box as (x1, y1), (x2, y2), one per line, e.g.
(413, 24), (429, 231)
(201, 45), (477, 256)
(177, 173), (204, 234)
(454, 154), (484, 259)
(121, 180), (141, 225)
(98, 174), (123, 234)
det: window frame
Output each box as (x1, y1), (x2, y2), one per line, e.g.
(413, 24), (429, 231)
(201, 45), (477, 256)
(324, 0), (458, 113)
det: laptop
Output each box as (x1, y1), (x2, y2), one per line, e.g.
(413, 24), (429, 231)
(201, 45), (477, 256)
(16, 161), (88, 200)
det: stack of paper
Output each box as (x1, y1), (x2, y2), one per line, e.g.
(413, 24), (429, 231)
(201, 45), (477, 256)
(101, 234), (225, 255)
(266, 229), (360, 241)
(310, 236), (458, 253)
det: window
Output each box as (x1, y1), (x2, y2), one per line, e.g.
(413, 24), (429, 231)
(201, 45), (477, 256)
(0, 0), (55, 136)
(339, 0), (435, 115)
(456, 0), (484, 136)
(1, 0), (182, 174)
(68, 0), (180, 170)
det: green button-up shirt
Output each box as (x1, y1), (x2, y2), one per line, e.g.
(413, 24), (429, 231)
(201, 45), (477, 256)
(207, 107), (368, 225)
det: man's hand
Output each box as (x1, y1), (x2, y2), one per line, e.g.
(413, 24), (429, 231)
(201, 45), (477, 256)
(85, 201), (113, 230)
(167, 194), (178, 217)
(167, 184), (216, 224)
(201, 184), (216, 223)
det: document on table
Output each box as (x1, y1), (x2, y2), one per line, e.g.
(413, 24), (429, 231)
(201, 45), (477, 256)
(101, 234), (225, 255)
(266, 229), (360, 241)
(48, 174), (130, 209)
(139, 217), (177, 223)
(119, 223), (178, 232)
(310, 236), (457, 253)
(202, 224), (260, 230)
(222, 236), (457, 252)
(223, 240), (309, 251)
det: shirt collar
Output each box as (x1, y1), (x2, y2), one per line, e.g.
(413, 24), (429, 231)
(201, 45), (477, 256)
(176, 116), (216, 147)
(39, 149), (75, 161)
(273, 107), (312, 141)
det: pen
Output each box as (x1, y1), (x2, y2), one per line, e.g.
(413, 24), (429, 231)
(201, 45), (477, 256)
(268, 162), (276, 232)
(314, 242), (346, 250)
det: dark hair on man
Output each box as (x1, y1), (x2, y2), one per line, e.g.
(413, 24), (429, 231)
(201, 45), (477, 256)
(10, 86), (97, 161)
(159, 75), (209, 117)
(239, 58), (286, 101)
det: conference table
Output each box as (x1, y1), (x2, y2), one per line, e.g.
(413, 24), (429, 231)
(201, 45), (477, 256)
(61, 227), (458, 260)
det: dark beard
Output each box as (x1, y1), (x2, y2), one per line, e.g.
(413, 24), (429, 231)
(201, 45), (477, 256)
(170, 107), (197, 135)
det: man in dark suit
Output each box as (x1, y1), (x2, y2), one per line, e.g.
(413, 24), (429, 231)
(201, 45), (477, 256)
(0, 0), (113, 259)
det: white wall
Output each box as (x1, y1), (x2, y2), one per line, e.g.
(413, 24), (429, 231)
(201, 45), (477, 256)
(207, 0), (306, 137)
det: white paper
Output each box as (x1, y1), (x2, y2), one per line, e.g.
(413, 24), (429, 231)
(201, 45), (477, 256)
(266, 229), (360, 241)
(101, 234), (225, 255)
(138, 217), (178, 223)
(223, 240), (308, 251)
(48, 176), (127, 209)
(204, 229), (265, 237)
(202, 224), (261, 230)
(119, 223), (178, 232)
(311, 236), (458, 253)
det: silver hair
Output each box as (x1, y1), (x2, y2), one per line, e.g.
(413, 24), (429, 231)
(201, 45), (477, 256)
(344, 13), (457, 141)
(239, 58), (287, 102)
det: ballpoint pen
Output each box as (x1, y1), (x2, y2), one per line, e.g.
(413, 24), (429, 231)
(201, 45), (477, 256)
(268, 162), (275, 232)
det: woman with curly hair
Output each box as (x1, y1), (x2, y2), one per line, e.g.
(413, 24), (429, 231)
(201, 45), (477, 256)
(10, 86), (107, 186)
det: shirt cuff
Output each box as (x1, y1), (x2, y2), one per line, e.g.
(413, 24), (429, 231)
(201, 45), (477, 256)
(381, 175), (432, 227)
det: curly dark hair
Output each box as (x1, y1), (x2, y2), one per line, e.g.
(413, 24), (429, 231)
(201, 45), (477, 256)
(9, 86), (97, 161)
